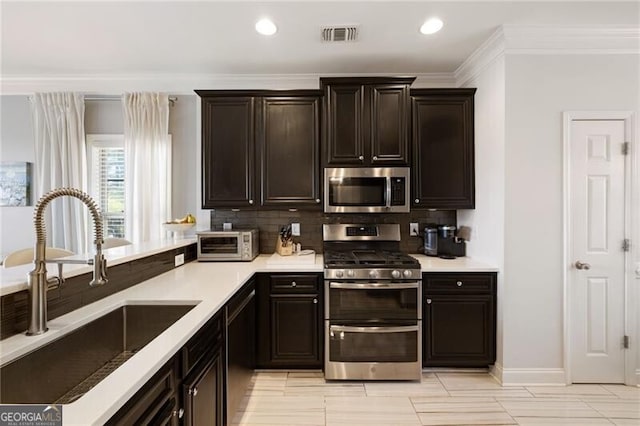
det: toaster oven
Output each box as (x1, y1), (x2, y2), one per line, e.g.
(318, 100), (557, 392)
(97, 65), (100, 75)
(197, 229), (259, 261)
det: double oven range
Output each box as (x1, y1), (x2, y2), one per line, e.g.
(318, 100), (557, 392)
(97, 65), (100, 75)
(323, 224), (422, 381)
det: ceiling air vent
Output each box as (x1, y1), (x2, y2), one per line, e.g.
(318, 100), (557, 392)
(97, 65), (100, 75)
(321, 26), (358, 42)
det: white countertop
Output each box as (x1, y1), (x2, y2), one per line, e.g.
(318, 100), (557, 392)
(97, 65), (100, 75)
(0, 251), (495, 425)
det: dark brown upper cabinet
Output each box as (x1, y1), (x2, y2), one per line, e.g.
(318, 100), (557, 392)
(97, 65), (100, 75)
(200, 96), (256, 208)
(411, 88), (476, 209)
(321, 77), (415, 167)
(197, 90), (322, 209)
(258, 97), (321, 207)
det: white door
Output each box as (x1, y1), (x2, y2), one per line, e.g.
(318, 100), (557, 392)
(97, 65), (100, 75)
(570, 119), (627, 383)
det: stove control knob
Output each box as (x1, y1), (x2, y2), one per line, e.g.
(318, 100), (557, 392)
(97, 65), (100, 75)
(346, 269), (355, 278)
(369, 270), (379, 279)
(391, 270), (401, 279)
(335, 270), (344, 278)
(403, 270), (413, 278)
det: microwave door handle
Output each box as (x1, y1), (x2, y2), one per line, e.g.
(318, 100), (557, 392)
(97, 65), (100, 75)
(386, 176), (392, 208)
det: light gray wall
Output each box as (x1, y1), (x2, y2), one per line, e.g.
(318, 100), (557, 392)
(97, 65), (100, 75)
(0, 94), (198, 259)
(0, 96), (35, 258)
(503, 54), (640, 375)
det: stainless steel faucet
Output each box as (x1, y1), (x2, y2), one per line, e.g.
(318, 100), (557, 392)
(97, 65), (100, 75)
(27, 188), (108, 336)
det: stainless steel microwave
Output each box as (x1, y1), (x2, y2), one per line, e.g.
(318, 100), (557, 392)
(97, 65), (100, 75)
(197, 229), (259, 261)
(324, 167), (410, 213)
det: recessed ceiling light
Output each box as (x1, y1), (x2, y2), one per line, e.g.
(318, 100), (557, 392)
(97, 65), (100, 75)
(255, 18), (277, 36)
(420, 18), (444, 35)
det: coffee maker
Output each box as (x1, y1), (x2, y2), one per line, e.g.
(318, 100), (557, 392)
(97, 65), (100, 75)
(437, 225), (466, 258)
(423, 224), (466, 258)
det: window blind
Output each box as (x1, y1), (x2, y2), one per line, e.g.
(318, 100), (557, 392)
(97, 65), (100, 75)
(93, 147), (125, 238)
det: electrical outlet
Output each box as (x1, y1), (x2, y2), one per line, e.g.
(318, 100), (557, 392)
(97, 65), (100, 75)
(410, 223), (419, 236)
(223, 222), (232, 230)
(291, 222), (300, 236)
(174, 253), (185, 267)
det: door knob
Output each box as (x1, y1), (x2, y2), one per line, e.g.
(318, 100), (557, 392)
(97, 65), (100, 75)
(575, 261), (591, 270)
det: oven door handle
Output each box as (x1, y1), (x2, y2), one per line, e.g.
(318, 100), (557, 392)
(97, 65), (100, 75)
(329, 282), (420, 290)
(330, 325), (419, 334)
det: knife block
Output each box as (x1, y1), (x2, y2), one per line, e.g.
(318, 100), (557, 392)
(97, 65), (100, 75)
(275, 238), (293, 256)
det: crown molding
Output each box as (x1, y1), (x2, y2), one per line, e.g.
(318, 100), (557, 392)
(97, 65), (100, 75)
(455, 25), (639, 86)
(503, 25), (640, 54)
(0, 72), (458, 95)
(454, 27), (506, 87)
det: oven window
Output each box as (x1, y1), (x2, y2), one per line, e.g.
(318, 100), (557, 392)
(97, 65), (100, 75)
(328, 323), (418, 363)
(328, 177), (386, 206)
(328, 286), (418, 320)
(200, 236), (239, 254)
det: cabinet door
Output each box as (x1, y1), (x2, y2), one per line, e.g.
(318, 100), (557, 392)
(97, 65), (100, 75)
(269, 294), (321, 367)
(259, 97), (321, 207)
(183, 348), (224, 426)
(412, 89), (475, 209)
(324, 84), (365, 165)
(423, 294), (495, 367)
(201, 97), (256, 208)
(370, 85), (410, 165)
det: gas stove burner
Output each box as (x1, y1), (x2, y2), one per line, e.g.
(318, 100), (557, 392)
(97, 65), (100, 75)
(324, 249), (419, 268)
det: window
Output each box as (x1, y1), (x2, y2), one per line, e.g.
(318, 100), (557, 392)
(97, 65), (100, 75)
(87, 135), (125, 239)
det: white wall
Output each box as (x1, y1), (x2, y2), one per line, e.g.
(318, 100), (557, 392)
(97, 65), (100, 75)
(457, 55), (506, 368)
(0, 96), (35, 258)
(502, 54), (639, 380)
(0, 95), (199, 258)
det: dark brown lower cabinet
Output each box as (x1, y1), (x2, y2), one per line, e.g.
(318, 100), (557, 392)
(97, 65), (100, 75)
(182, 347), (224, 426)
(423, 272), (497, 367)
(257, 273), (323, 368)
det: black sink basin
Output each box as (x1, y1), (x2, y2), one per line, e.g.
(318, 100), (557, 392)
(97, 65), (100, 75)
(0, 303), (196, 404)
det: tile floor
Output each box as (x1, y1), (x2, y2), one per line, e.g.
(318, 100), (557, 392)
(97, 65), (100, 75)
(232, 371), (640, 426)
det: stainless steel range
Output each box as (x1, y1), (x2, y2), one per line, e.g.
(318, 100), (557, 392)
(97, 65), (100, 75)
(323, 224), (422, 381)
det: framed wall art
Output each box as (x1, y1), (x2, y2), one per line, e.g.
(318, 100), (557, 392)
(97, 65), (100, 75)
(0, 162), (32, 206)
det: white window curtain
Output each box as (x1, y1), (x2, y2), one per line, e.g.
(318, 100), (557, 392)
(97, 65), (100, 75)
(30, 93), (88, 254)
(122, 93), (171, 244)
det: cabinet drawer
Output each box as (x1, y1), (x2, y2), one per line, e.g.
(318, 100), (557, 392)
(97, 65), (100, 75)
(270, 274), (319, 293)
(423, 273), (495, 293)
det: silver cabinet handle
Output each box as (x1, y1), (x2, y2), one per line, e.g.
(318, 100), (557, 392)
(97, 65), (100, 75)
(315, 198), (321, 203)
(426, 298), (432, 304)
(189, 387), (198, 396)
(456, 281), (463, 287)
(415, 198), (420, 203)
(373, 156), (378, 160)
(575, 261), (591, 270)
(291, 281), (297, 287)
(248, 199), (254, 205)
(179, 408), (184, 419)
(313, 298), (318, 304)
(358, 155), (364, 161)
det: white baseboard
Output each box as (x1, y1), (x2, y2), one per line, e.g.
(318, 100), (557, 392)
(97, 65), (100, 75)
(491, 363), (566, 386)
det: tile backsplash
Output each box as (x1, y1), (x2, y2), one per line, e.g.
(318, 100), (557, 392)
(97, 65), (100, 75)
(210, 209), (456, 254)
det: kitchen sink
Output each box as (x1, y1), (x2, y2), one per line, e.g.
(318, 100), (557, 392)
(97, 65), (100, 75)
(0, 303), (197, 404)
